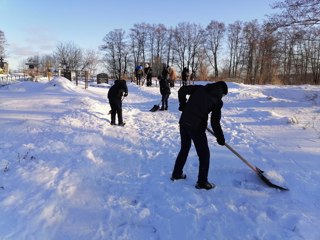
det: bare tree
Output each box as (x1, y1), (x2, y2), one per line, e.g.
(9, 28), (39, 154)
(258, 23), (278, 84)
(227, 21), (244, 78)
(308, 28), (320, 84)
(196, 48), (210, 80)
(146, 24), (155, 68)
(101, 29), (128, 80)
(151, 24), (168, 76)
(53, 42), (82, 70)
(267, 0), (320, 84)
(38, 54), (55, 76)
(166, 27), (175, 68)
(173, 22), (205, 77)
(0, 30), (7, 58)
(269, 0), (320, 29)
(242, 20), (261, 84)
(81, 49), (100, 75)
(130, 23), (149, 67)
(96, 10), (319, 85)
(172, 23), (190, 70)
(204, 20), (226, 77)
(276, 29), (296, 84)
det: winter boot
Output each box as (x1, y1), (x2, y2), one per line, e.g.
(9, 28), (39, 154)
(170, 173), (187, 181)
(195, 181), (215, 190)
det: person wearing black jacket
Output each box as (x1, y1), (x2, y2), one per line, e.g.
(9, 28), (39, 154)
(159, 77), (171, 110)
(107, 79), (128, 126)
(159, 64), (171, 110)
(144, 64), (152, 86)
(181, 67), (189, 86)
(171, 81), (228, 190)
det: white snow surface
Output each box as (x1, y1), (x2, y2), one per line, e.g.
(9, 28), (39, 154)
(0, 77), (319, 240)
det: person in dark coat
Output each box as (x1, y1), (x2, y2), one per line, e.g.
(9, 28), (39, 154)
(159, 64), (171, 110)
(107, 79), (128, 126)
(144, 64), (153, 86)
(161, 64), (169, 81)
(181, 67), (189, 86)
(159, 77), (171, 110)
(171, 81), (228, 190)
(135, 65), (143, 85)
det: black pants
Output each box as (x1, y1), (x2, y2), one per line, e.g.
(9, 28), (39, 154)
(172, 125), (210, 183)
(136, 75), (142, 85)
(161, 93), (170, 109)
(109, 99), (123, 124)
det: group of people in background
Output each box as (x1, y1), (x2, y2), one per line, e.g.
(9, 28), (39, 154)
(134, 63), (179, 87)
(133, 63), (192, 110)
(134, 64), (152, 86)
(113, 64), (193, 123)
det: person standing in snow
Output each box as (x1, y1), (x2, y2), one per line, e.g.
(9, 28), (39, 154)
(107, 79), (128, 126)
(168, 66), (176, 87)
(171, 81), (228, 190)
(181, 67), (189, 86)
(161, 63), (169, 82)
(135, 65), (143, 85)
(144, 64), (153, 86)
(159, 64), (171, 110)
(159, 76), (171, 111)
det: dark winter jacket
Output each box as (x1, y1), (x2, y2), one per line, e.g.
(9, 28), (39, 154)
(135, 65), (143, 77)
(182, 67), (189, 81)
(144, 67), (152, 78)
(178, 81), (228, 140)
(161, 66), (169, 80)
(159, 78), (171, 95)
(108, 80), (128, 101)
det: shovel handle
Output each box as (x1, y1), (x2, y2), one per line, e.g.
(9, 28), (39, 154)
(206, 128), (289, 190)
(224, 143), (258, 173)
(206, 127), (258, 173)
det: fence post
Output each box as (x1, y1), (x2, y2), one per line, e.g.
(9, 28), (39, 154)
(85, 71), (89, 89)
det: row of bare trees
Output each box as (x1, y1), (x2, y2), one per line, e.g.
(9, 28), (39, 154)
(19, 42), (101, 77)
(0, 30), (6, 58)
(1, 0), (319, 84)
(1, 27), (101, 76)
(100, 0), (319, 84)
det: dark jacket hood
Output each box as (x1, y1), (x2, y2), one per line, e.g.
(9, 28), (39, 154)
(204, 81), (228, 98)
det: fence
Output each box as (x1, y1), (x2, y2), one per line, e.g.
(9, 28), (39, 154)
(0, 75), (31, 86)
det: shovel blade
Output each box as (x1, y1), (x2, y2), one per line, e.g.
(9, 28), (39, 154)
(150, 105), (160, 112)
(256, 167), (289, 191)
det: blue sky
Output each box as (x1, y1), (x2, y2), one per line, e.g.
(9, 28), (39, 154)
(1, 0), (277, 70)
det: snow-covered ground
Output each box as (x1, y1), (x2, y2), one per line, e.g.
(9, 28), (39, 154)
(0, 77), (319, 240)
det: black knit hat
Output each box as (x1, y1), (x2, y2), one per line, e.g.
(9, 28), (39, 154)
(216, 81), (228, 95)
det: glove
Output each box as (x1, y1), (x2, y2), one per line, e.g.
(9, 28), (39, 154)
(216, 136), (225, 146)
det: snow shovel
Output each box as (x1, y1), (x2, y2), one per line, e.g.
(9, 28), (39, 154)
(206, 127), (289, 191)
(149, 101), (161, 112)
